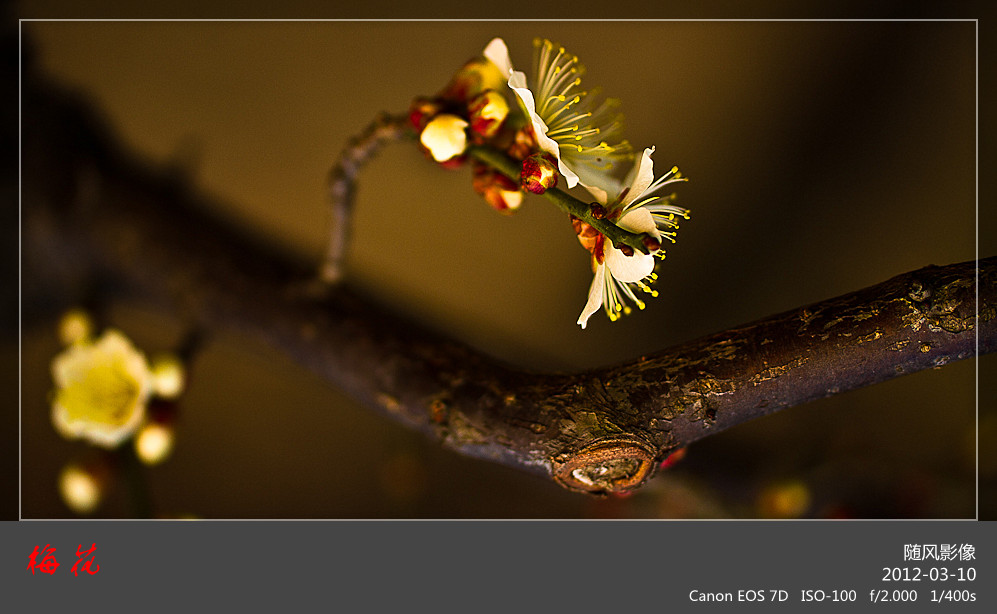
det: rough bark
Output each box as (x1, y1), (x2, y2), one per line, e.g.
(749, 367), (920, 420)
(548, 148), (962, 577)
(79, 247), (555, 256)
(21, 74), (993, 495)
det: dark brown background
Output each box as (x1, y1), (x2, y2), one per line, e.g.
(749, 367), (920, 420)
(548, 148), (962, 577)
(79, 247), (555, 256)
(17, 20), (986, 518)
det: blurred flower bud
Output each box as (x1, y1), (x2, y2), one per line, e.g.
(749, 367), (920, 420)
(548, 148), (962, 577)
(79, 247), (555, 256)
(420, 114), (469, 162)
(472, 162), (523, 213)
(57, 308), (93, 346)
(467, 90), (509, 139)
(150, 353), (186, 400)
(440, 57), (506, 103)
(58, 460), (108, 515)
(135, 422), (176, 466)
(408, 96), (443, 132)
(506, 126), (537, 162)
(520, 152), (559, 194)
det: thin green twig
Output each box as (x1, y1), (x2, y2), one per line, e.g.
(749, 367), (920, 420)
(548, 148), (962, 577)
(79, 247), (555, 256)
(468, 145), (653, 255)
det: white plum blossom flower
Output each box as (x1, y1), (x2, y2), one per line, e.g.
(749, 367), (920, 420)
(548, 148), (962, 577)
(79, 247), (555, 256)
(483, 37), (631, 190)
(51, 329), (154, 448)
(577, 147), (689, 328)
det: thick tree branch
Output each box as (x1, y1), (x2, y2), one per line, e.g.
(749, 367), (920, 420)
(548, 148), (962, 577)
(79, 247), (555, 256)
(22, 75), (993, 495)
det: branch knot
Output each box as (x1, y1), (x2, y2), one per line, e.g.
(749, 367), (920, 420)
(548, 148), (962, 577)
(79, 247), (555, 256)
(552, 436), (656, 495)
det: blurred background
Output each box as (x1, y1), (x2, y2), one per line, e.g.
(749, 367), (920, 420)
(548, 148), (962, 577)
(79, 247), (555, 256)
(17, 20), (986, 518)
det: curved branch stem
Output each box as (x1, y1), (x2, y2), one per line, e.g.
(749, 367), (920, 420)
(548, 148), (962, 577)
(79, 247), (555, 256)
(318, 112), (658, 276)
(320, 113), (413, 285)
(23, 76), (993, 496)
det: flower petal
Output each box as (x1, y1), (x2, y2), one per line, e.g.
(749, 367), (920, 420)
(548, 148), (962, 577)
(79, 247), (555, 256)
(575, 165), (623, 205)
(576, 262), (606, 329)
(618, 207), (661, 241)
(620, 147), (656, 207)
(509, 71), (581, 188)
(605, 247), (655, 283)
(483, 38), (513, 77)
(582, 183), (611, 205)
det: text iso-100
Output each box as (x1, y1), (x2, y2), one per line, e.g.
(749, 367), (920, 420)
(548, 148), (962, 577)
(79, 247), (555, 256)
(801, 590), (857, 602)
(882, 567), (976, 582)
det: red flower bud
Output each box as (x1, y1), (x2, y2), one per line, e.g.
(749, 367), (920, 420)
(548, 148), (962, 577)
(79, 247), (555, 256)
(467, 90), (509, 140)
(472, 162), (523, 213)
(520, 152), (559, 194)
(408, 96), (443, 132)
(506, 127), (537, 162)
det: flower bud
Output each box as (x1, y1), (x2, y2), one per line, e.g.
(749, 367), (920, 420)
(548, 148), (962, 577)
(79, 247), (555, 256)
(506, 126), (537, 161)
(420, 114), (469, 162)
(135, 421), (176, 466)
(408, 96), (443, 132)
(467, 90), (509, 139)
(150, 353), (186, 400)
(58, 308), (94, 346)
(472, 163), (523, 213)
(58, 459), (109, 516)
(520, 152), (559, 194)
(440, 57), (506, 102)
